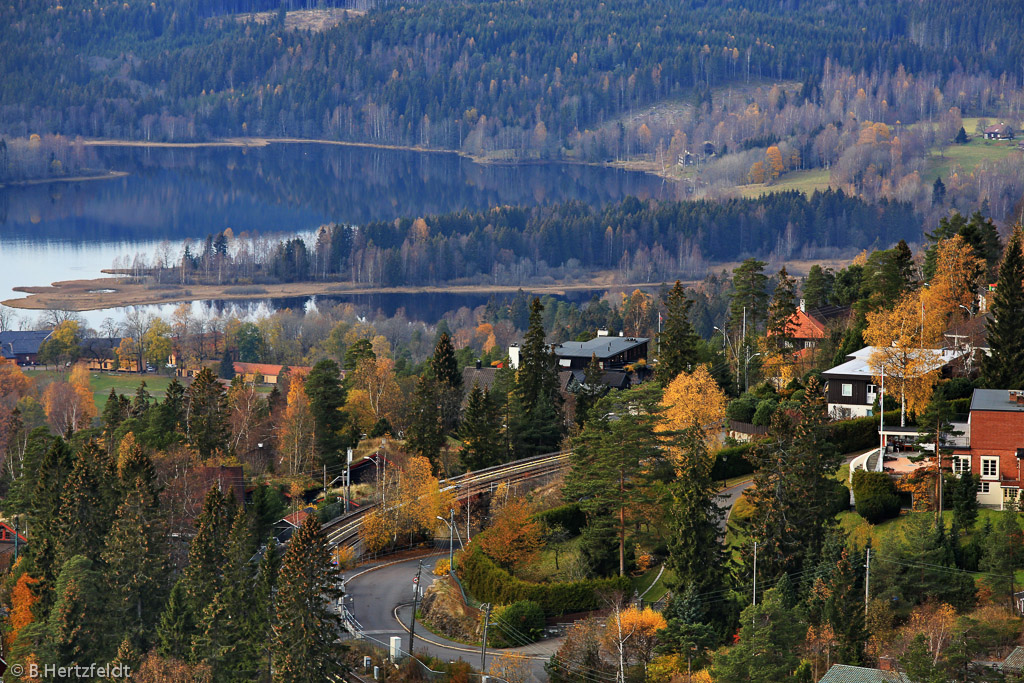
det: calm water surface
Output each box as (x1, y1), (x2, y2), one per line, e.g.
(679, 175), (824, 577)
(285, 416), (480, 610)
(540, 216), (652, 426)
(0, 143), (670, 325)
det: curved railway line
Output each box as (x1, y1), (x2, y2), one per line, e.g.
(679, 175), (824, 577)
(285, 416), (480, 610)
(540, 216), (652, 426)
(323, 451), (570, 549)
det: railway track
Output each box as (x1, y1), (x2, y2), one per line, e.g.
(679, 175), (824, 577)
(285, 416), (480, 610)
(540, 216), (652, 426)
(323, 451), (570, 549)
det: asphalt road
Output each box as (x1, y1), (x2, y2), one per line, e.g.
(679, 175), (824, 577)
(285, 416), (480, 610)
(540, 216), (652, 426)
(345, 551), (559, 682)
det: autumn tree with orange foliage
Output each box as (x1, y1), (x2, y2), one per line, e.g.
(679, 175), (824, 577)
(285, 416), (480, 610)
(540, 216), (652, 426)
(603, 605), (668, 677)
(278, 377), (315, 476)
(659, 364), (726, 461)
(42, 363), (96, 434)
(348, 355), (401, 428)
(477, 497), (543, 572)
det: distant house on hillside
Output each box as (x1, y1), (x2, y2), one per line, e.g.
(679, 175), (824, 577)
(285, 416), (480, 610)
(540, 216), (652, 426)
(0, 330), (52, 365)
(769, 302), (851, 350)
(80, 336), (143, 372)
(509, 331), (649, 372)
(984, 123), (1015, 140)
(233, 362), (312, 385)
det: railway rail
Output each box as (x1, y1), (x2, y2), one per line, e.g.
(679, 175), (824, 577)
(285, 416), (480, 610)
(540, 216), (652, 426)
(323, 451), (570, 549)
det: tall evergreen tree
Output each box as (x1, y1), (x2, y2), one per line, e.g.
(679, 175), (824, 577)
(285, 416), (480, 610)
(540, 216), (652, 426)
(430, 332), (463, 433)
(406, 376), (446, 471)
(116, 431), (160, 508)
(573, 354), (607, 429)
(44, 555), (110, 669)
(156, 581), (195, 660)
(181, 487), (234, 613)
(767, 266), (798, 347)
(728, 258), (769, 335)
(184, 367), (228, 458)
(711, 586), (806, 683)
(666, 426), (727, 596)
(656, 281), (700, 383)
(801, 265), (834, 310)
(218, 351), (236, 380)
(459, 382), (502, 470)
(101, 485), (170, 649)
(512, 297), (563, 457)
(101, 387), (128, 440)
(304, 359), (350, 469)
(272, 516), (345, 682)
(131, 381), (152, 418)
(982, 226), (1024, 389)
(56, 444), (117, 566)
(950, 469), (979, 532)
(28, 438), (73, 604)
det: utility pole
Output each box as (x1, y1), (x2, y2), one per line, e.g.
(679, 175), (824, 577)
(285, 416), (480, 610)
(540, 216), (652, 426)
(752, 541), (758, 615)
(879, 366), (885, 462)
(345, 447), (353, 514)
(323, 464), (327, 500)
(481, 603), (493, 673)
(448, 508), (455, 569)
(864, 548), (871, 619)
(408, 560), (423, 655)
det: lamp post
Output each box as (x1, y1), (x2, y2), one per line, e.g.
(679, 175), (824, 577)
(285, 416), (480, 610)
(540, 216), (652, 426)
(714, 325), (741, 390)
(436, 509), (456, 570)
(744, 351), (762, 393)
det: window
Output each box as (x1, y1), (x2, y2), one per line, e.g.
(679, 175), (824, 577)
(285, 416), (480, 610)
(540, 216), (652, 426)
(841, 383), (853, 397)
(867, 384), (878, 395)
(981, 457), (999, 480)
(978, 481), (991, 494)
(1005, 488), (1020, 501)
(952, 456), (971, 475)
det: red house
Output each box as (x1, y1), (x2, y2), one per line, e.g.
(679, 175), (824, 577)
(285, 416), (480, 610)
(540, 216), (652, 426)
(952, 389), (1024, 508)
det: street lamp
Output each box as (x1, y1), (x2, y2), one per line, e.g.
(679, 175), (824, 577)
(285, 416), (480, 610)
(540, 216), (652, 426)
(436, 509), (457, 570)
(744, 351), (761, 392)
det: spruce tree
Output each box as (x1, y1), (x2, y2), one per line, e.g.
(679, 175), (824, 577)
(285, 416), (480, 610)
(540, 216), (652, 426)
(406, 376), (446, 471)
(656, 281), (699, 383)
(951, 470), (979, 531)
(132, 381), (152, 418)
(728, 258), (769, 335)
(45, 555), (109, 668)
(459, 382), (502, 470)
(430, 332), (463, 434)
(305, 359), (350, 468)
(185, 367), (229, 458)
(512, 297), (563, 457)
(802, 265), (834, 310)
(272, 516), (345, 682)
(219, 351), (236, 380)
(116, 433), (161, 508)
(573, 354), (606, 429)
(982, 226), (1024, 389)
(666, 426), (727, 596)
(28, 438), (73, 604)
(56, 444), (117, 566)
(102, 387), (127, 437)
(102, 485), (170, 648)
(181, 487), (233, 612)
(156, 581), (195, 659)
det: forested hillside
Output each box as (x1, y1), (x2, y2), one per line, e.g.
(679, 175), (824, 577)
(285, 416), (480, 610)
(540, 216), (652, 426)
(4, 0), (1024, 150)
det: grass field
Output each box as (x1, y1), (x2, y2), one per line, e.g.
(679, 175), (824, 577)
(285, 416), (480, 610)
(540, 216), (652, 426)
(921, 138), (1020, 184)
(737, 168), (833, 198)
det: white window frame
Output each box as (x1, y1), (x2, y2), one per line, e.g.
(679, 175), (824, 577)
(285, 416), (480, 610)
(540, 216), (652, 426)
(841, 383), (853, 397)
(1005, 488), (1020, 501)
(952, 456), (971, 475)
(978, 481), (991, 494)
(981, 456), (999, 480)
(867, 384), (878, 395)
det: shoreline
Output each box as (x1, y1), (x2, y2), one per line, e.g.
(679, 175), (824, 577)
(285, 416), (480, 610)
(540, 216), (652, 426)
(0, 170), (129, 188)
(0, 275), (676, 312)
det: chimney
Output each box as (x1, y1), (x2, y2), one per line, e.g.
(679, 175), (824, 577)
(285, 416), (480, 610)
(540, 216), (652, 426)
(597, 328), (609, 337)
(619, 330), (624, 337)
(878, 657), (895, 672)
(799, 298), (806, 313)
(475, 359), (482, 370)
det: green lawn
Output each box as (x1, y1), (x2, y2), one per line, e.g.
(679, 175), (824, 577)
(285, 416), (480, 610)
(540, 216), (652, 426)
(633, 566), (675, 602)
(737, 168), (833, 198)
(89, 372), (177, 406)
(921, 139), (1019, 184)
(516, 536), (583, 583)
(838, 507), (1008, 549)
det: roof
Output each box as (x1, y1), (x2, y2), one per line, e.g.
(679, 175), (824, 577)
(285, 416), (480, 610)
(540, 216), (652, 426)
(1002, 645), (1024, 672)
(807, 304), (851, 322)
(553, 336), (649, 360)
(822, 346), (968, 379)
(818, 664), (910, 683)
(462, 366), (499, 393)
(280, 509), (312, 528)
(986, 123), (1012, 133)
(0, 330), (52, 357)
(569, 369), (632, 390)
(233, 362), (311, 378)
(970, 389), (1024, 413)
(774, 309), (827, 340)
(80, 337), (122, 358)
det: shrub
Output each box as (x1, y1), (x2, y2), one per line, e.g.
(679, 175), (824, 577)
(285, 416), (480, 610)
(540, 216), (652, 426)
(433, 559), (451, 576)
(532, 503), (586, 536)
(711, 444), (754, 480)
(826, 477), (851, 515)
(726, 396), (758, 423)
(496, 600), (546, 644)
(457, 545), (630, 615)
(852, 470), (900, 524)
(751, 399), (777, 426)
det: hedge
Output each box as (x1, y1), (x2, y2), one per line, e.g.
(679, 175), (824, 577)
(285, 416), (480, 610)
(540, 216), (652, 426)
(827, 410), (901, 453)
(457, 545), (630, 615)
(712, 444), (754, 480)
(852, 469), (901, 524)
(532, 503), (586, 536)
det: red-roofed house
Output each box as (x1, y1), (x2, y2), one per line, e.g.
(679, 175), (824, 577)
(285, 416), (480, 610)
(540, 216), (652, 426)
(274, 508), (315, 542)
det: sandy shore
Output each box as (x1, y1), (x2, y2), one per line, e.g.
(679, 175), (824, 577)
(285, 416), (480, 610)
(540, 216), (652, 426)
(1, 275), (666, 312)
(0, 170), (129, 188)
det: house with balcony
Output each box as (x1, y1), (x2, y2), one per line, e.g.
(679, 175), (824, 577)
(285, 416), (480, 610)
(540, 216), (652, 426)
(952, 389), (1024, 508)
(821, 346), (970, 419)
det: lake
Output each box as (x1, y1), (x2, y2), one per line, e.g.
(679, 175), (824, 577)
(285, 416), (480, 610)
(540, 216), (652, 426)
(0, 142), (671, 326)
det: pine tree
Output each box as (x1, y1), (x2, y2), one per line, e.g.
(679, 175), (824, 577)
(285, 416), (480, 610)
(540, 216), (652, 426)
(185, 367), (229, 458)
(951, 469), (979, 531)
(666, 426), (727, 596)
(729, 258), (769, 335)
(658, 585), (719, 666)
(132, 381), (152, 418)
(181, 487), (233, 612)
(28, 438), (73, 605)
(459, 382), (502, 470)
(249, 540), (281, 678)
(156, 581), (195, 660)
(573, 354), (607, 429)
(512, 297), (563, 457)
(116, 431), (160, 508)
(767, 266), (798, 346)
(101, 387), (127, 437)
(304, 359), (350, 469)
(982, 226), (1024, 389)
(656, 281), (699, 383)
(219, 350), (236, 380)
(102, 485), (170, 649)
(802, 265), (834, 310)
(932, 176), (946, 204)
(272, 516), (345, 682)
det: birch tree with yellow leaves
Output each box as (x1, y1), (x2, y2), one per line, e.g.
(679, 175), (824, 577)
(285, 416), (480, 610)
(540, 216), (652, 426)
(660, 364), (726, 460)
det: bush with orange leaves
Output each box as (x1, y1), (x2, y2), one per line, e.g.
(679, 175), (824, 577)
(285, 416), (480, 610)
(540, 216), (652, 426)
(603, 606), (668, 672)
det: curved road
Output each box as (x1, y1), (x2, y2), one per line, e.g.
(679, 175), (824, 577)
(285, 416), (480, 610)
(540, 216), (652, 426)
(345, 479), (755, 682)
